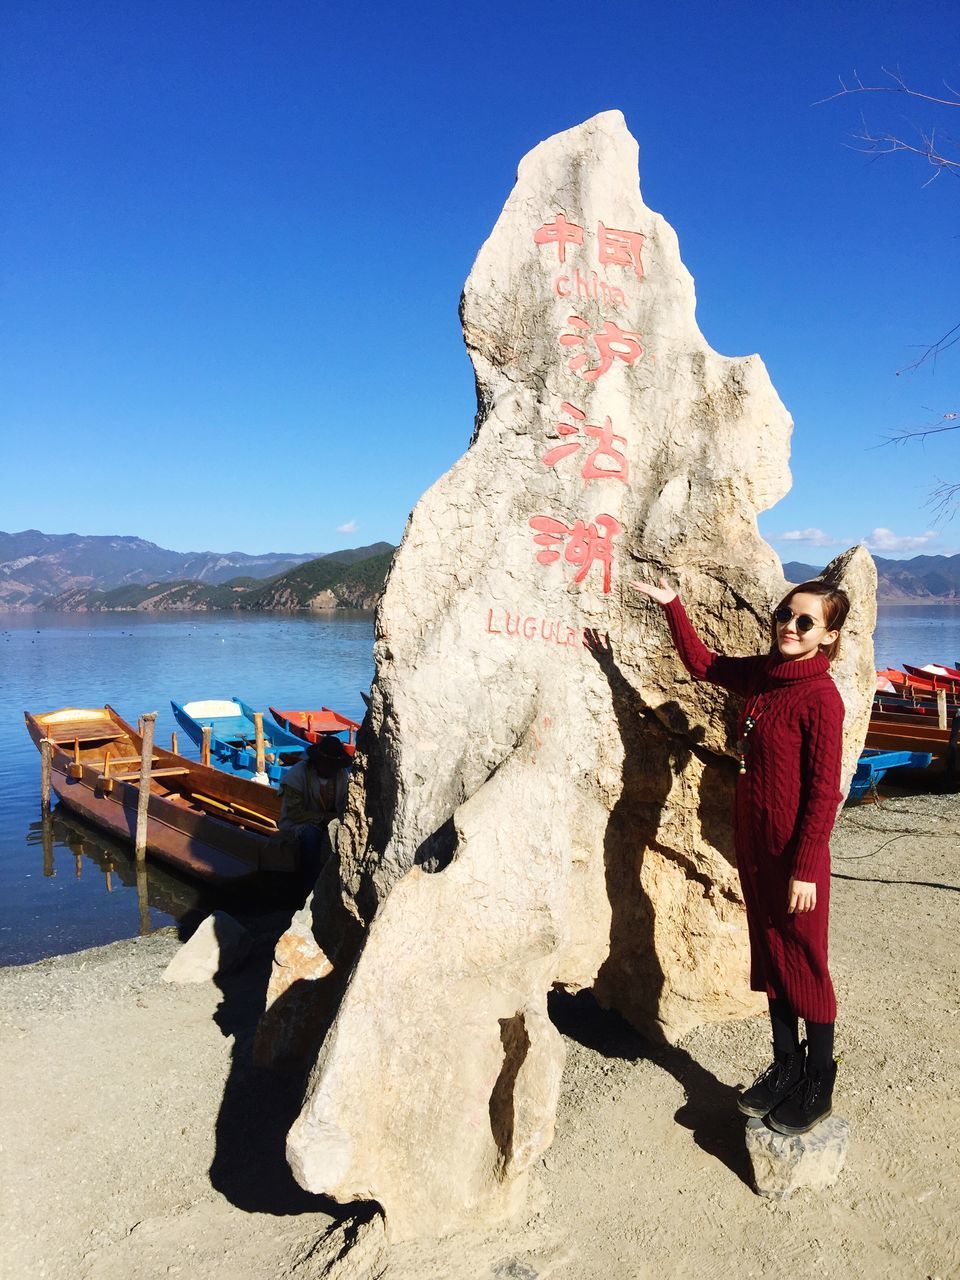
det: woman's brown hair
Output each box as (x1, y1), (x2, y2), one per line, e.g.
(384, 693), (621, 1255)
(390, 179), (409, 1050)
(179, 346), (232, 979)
(770, 580), (850, 663)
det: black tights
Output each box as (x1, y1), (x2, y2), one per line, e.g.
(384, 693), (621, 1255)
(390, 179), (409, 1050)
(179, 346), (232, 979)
(768, 997), (834, 1071)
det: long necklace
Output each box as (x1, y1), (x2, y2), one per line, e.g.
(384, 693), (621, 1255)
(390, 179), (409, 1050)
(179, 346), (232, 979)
(737, 694), (770, 776)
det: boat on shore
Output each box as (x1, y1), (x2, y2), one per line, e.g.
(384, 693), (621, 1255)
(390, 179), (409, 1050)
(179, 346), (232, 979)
(171, 697), (306, 784)
(24, 706), (304, 883)
(903, 663), (960, 689)
(865, 706), (959, 791)
(848, 748), (934, 803)
(269, 706), (359, 752)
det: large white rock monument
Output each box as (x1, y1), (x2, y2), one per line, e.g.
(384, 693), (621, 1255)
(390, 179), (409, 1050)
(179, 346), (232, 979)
(285, 111), (876, 1240)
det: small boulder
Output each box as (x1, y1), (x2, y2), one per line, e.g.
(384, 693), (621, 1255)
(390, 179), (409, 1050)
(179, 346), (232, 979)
(745, 1114), (850, 1200)
(161, 911), (252, 984)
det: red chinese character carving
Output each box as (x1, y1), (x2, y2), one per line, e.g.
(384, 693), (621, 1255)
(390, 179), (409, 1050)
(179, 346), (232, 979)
(541, 402), (629, 483)
(559, 317), (644, 382)
(533, 214), (584, 265)
(529, 514), (622, 594)
(597, 222), (646, 279)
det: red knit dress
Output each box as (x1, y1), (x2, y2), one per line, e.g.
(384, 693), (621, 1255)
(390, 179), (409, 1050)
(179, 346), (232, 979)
(661, 596), (844, 1023)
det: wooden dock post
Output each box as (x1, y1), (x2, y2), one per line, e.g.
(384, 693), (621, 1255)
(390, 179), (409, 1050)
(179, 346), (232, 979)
(171, 730), (179, 755)
(201, 725), (212, 768)
(134, 712), (157, 864)
(254, 712), (266, 777)
(40, 737), (53, 816)
(937, 689), (948, 730)
(41, 816), (54, 877)
(136, 859), (151, 936)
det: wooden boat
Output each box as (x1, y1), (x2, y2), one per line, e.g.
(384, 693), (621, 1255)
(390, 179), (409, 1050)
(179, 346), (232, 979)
(876, 674), (960, 705)
(848, 749), (934, 803)
(872, 699), (951, 723)
(903, 663), (960, 688)
(876, 668), (908, 693)
(269, 706), (360, 753)
(24, 707), (304, 883)
(927, 663), (960, 681)
(865, 706), (959, 789)
(171, 697), (306, 784)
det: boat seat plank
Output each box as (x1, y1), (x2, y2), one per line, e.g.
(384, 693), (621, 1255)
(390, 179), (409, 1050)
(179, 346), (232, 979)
(113, 767), (191, 781)
(49, 728), (127, 745)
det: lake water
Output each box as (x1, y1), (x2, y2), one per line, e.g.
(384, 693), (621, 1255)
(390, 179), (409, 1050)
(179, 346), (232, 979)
(0, 611), (376, 965)
(1, 604), (958, 966)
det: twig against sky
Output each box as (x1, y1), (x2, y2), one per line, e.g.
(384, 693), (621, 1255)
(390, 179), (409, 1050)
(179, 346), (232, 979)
(817, 66), (960, 183)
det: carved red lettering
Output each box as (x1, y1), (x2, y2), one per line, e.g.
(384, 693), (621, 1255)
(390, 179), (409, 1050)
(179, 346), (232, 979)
(574, 267), (596, 301)
(558, 317), (644, 382)
(597, 222), (646, 279)
(482, 607), (592, 654)
(533, 214), (584, 264)
(554, 274), (571, 298)
(540, 402), (629, 484)
(529, 512), (623, 594)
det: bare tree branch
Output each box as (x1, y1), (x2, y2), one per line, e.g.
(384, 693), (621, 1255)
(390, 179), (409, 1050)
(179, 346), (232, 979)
(849, 125), (960, 181)
(882, 410), (960, 447)
(927, 479), (960, 521)
(823, 67), (959, 519)
(816, 65), (960, 111)
(896, 322), (960, 374)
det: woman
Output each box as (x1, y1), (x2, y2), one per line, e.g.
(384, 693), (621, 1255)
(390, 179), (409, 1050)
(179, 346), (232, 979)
(630, 575), (849, 1134)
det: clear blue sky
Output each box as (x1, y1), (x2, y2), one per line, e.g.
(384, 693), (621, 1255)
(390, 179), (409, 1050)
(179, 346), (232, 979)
(2, 0), (957, 559)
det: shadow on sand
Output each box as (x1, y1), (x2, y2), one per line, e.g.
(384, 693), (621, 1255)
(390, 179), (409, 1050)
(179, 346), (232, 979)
(548, 988), (753, 1188)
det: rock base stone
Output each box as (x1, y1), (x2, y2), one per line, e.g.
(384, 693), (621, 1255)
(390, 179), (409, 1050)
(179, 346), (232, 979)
(745, 1114), (849, 1200)
(161, 911), (252, 984)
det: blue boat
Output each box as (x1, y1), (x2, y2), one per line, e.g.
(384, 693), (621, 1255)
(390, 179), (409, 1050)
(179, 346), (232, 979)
(847, 748), (934, 803)
(171, 697), (306, 785)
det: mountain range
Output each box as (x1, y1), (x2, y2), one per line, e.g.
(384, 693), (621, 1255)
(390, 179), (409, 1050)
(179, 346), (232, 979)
(1, 531), (957, 611)
(782, 555), (960, 603)
(0, 530), (393, 609)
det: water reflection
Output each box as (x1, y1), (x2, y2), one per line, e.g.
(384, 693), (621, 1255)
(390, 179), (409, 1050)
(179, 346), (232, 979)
(26, 810), (211, 935)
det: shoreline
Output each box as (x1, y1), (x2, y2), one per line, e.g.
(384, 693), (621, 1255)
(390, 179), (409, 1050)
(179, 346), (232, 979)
(3, 598), (959, 614)
(2, 791), (957, 1279)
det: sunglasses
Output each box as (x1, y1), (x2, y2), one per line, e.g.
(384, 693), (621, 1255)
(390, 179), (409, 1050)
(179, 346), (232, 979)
(773, 605), (822, 634)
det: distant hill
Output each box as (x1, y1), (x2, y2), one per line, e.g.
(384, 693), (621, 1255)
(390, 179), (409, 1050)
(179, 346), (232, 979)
(41, 549), (396, 613)
(0, 530), (394, 608)
(783, 554), (960, 602)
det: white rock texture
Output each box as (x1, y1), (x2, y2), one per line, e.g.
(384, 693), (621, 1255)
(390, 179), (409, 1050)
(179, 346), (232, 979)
(745, 1114), (850, 1199)
(286, 111), (876, 1239)
(161, 911), (251, 985)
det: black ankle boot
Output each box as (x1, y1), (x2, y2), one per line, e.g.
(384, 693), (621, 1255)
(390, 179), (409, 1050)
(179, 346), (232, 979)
(768, 1059), (837, 1135)
(737, 1042), (806, 1118)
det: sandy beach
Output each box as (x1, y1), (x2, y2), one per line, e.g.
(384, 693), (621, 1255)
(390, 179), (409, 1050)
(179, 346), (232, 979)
(2, 791), (957, 1280)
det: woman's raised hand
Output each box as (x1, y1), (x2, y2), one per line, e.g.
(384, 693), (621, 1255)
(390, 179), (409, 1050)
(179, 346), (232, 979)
(628, 576), (677, 606)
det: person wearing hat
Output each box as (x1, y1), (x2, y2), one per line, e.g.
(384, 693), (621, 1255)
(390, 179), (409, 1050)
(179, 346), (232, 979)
(279, 736), (352, 870)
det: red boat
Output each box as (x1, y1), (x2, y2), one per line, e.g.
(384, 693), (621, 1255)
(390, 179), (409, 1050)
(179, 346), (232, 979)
(904, 664), (960, 688)
(927, 663), (960, 681)
(269, 706), (360, 753)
